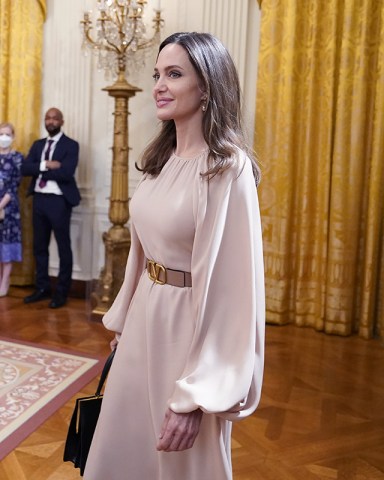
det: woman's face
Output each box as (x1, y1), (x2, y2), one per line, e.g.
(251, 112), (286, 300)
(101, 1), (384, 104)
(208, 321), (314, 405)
(0, 126), (14, 150)
(153, 43), (205, 123)
(0, 125), (13, 138)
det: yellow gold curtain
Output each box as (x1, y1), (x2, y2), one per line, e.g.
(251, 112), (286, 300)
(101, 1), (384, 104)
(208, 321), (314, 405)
(255, 0), (384, 338)
(0, 0), (46, 284)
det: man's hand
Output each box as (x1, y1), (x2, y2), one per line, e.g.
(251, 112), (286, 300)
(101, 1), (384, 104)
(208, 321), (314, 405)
(45, 160), (61, 170)
(157, 407), (203, 452)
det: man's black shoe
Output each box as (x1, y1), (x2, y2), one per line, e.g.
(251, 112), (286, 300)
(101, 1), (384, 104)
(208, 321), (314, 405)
(49, 295), (67, 309)
(24, 289), (51, 304)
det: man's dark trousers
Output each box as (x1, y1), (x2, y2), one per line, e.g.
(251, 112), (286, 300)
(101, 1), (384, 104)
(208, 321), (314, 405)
(33, 193), (73, 298)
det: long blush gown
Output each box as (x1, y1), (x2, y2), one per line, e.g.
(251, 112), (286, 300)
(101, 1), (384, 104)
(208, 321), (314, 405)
(84, 150), (265, 480)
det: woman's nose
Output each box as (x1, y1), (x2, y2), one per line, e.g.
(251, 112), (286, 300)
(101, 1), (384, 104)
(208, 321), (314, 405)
(154, 77), (167, 92)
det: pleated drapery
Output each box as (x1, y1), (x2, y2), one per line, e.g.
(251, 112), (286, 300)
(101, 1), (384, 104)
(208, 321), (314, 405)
(0, 0), (46, 284)
(255, 0), (384, 338)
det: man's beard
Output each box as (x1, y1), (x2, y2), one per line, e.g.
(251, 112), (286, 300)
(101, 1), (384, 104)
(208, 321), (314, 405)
(46, 126), (61, 137)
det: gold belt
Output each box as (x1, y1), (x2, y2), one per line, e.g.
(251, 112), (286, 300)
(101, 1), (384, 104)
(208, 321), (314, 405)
(146, 259), (192, 287)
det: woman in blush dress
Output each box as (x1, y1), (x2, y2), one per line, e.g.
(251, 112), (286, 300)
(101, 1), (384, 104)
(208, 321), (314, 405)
(0, 122), (23, 296)
(84, 32), (265, 480)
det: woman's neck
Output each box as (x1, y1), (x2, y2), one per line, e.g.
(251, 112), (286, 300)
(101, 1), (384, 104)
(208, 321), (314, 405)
(174, 144), (208, 159)
(174, 120), (207, 159)
(0, 148), (11, 155)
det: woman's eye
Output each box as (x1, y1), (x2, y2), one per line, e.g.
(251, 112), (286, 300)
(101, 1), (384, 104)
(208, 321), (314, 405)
(152, 71), (181, 81)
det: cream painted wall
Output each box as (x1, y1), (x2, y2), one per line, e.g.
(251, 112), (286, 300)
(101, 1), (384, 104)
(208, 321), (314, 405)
(41, 0), (261, 281)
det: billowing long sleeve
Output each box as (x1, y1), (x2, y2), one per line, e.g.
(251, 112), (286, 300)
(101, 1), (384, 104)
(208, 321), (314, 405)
(168, 152), (265, 420)
(102, 221), (146, 336)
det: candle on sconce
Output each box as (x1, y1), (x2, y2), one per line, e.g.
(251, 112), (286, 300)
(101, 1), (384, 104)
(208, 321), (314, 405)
(156, 0), (161, 10)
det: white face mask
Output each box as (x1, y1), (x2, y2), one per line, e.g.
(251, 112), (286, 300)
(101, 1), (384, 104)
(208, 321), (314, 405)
(0, 134), (13, 149)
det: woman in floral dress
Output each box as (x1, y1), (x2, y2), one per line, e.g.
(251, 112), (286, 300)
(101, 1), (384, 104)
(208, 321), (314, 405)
(0, 122), (23, 296)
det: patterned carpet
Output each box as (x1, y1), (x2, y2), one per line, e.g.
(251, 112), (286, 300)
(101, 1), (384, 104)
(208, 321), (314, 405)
(0, 338), (101, 460)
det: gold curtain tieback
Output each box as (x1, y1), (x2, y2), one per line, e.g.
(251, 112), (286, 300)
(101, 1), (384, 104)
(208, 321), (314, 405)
(146, 259), (192, 287)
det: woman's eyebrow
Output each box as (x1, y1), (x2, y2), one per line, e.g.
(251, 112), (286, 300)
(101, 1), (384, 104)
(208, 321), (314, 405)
(153, 64), (184, 72)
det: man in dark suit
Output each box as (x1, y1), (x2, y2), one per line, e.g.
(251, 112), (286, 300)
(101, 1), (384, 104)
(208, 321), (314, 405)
(21, 107), (81, 308)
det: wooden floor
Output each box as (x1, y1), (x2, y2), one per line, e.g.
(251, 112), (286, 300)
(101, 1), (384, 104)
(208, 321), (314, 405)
(1, 286), (384, 479)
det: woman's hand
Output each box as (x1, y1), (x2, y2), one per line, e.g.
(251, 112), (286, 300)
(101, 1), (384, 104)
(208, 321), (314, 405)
(0, 193), (11, 210)
(110, 336), (119, 351)
(157, 407), (203, 452)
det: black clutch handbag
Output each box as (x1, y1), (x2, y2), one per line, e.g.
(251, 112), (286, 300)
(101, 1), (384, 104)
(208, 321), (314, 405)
(63, 348), (116, 476)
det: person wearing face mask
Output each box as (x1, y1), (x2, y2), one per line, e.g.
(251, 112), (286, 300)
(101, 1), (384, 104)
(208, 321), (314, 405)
(21, 108), (81, 308)
(0, 122), (23, 297)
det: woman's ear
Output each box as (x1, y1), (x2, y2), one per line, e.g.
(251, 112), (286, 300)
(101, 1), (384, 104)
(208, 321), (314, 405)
(201, 95), (208, 112)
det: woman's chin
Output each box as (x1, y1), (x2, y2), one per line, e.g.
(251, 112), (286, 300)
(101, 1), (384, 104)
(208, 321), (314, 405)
(156, 109), (173, 122)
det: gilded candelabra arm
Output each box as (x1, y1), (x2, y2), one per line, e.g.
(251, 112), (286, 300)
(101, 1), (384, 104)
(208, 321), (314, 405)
(133, 11), (163, 51)
(99, 17), (125, 54)
(81, 14), (115, 52)
(153, 10), (164, 34)
(96, 7), (141, 56)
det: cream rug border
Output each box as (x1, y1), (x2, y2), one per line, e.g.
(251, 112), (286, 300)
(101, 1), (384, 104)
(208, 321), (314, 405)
(0, 338), (101, 458)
